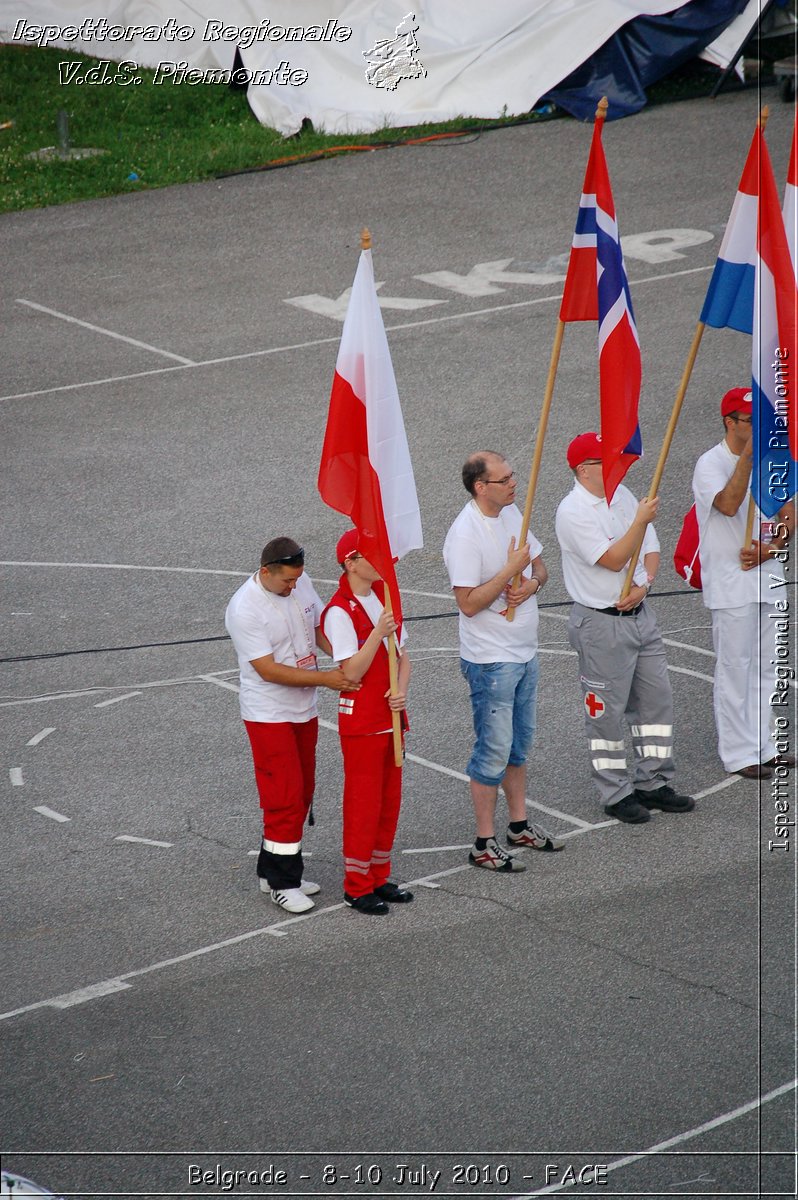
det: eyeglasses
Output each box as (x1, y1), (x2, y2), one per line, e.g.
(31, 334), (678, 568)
(730, 415), (752, 425)
(264, 548), (305, 566)
(481, 471), (516, 486)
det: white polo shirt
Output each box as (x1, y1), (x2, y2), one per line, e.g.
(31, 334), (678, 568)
(692, 440), (785, 610)
(443, 501), (542, 664)
(555, 481), (658, 609)
(224, 571), (324, 722)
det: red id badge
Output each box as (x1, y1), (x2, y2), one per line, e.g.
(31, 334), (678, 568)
(296, 653), (318, 671)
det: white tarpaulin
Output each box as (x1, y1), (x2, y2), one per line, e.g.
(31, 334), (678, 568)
(2, 0), (746, 136)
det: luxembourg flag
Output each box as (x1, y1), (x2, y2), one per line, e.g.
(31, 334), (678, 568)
(751, 131), (798, 518)
(783, 107), (797, 280)
(559, 103), (642, 503)
(699, 129), (757, 334)
(318, 237), (423, 624)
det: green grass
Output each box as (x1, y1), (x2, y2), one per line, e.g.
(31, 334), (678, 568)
(0, 39), (773, 214)
(0, 44), (553, 213)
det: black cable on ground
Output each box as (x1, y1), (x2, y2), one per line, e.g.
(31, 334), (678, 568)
(0, 586), (724, 664)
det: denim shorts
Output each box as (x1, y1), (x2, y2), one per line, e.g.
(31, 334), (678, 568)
(460, 657), (539, 787)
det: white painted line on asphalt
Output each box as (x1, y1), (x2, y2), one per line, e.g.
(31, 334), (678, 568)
(666, 663), (715, 684)
(26, 727), (55, 746)
(115, 835), (173, 848)
(50, 980), (132, 1008)
(33, 806), (70, 822)
(662, 636), (715, 657)
(0, 670), (240, 708)
(517, 1077), (798, 1196)
(199, 674), (241, 693)
(1, 264), (712, 404)
(403, 843), (471, 854)
(0, 559), (249, 577)
(692, 775), (741, 800)
(9, 767), (23, 785)
(16, 299), (196, 365)
(94, 691), (142, 708)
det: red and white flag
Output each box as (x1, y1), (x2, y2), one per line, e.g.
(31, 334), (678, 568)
(783, 106), (797, 279)
(318, 242), (423, 624)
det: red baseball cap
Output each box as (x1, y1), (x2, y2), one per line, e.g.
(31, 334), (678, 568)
(336, 528), (360, 564)
(720, 387), (752, 417)
(567, 431), (603, 469)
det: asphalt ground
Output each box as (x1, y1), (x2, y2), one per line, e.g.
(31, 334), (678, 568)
(1, 85), (796, 1200)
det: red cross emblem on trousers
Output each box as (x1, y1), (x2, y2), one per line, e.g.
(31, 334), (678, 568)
(585, 692), (605, 718)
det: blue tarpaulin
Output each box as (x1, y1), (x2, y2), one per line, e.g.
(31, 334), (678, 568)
(546, 0), (752, 120)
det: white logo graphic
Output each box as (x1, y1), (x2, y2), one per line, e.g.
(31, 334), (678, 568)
(363, 12), (426, 91)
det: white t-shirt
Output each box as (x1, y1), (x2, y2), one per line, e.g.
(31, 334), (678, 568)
(692, 440), (785, 610)
(555, 481), (658, 609)
(324, 590), (408, 662)
(224, 571), (324, 722)
(443, 501), (543, 664)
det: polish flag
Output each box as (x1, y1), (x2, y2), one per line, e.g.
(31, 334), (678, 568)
(783, 107), (797, 279)
(318, 239), (423, 624)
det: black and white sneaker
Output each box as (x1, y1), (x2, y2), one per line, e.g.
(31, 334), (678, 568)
(506, 823), (565, 852)
(269, 887), (315, 913)
(259, 878), (320, 896)
(468, 837), (526, 872)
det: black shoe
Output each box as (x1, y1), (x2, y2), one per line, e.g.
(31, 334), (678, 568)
(374, 882), (414, 903)
(763, 754), (796, 769)
(634, 785), (695, 813)
(604, 795), (650, 824)
(736, 764), (772, 779)
(344, 891), (389, 915)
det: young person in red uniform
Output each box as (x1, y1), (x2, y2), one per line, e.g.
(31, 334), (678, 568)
(321, 529), (413, 916)
(225, 537), (356, 915)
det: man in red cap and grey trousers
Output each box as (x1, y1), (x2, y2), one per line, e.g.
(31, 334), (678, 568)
(692, 387), (795, 780)
(555, 433), (694, 823)
(321, 529), (414, 916)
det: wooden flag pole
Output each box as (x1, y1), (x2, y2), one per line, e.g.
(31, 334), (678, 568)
(507, 97), (608, 620)
(382, 587), (404, 768)
(506, 320), (565, 621)
(619, 106), (768, 600)
(743, 493), (756, 547)
(740, 111), (769, 559)
(362, 225), (402, 767)
(619, 321), (707, 598)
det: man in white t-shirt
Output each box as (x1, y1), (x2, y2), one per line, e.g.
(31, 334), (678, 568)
(556, 432), (694, 824)
(225, 537), (356, 915)
(443, 450), (564, 872)
(692, 387), (795, 780)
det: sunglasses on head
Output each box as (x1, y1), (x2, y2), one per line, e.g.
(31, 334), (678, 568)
(265, 547), (305, 566)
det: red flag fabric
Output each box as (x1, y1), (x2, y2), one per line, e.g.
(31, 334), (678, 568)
(318, 245), (423, 625)
(559, 108), (642, 501)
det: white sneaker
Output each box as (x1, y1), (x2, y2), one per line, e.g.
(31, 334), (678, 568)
(270, 887), (315, 914)
(259, 878), (320, 896)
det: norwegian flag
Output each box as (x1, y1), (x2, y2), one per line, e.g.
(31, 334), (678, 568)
(560, 105), (642, 502)
(752, 127), (798, 517)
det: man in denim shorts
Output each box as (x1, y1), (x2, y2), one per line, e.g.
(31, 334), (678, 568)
(443, 451), (564, 870)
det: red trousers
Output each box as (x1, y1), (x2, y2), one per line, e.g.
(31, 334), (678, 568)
(244, 718), (317, 847)
(341, 732), (403, 897)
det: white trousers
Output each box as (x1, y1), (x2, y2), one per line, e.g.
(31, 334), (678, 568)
(710, 603), (778, 772)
